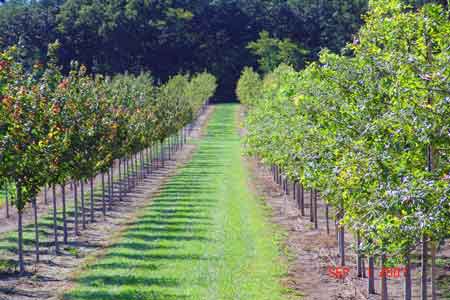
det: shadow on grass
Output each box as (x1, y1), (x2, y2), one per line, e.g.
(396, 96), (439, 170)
(65, 289), (188, 300)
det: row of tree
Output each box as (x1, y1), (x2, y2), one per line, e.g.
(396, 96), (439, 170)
(0, 41), (217, 274)
(237, 1), (450, 299)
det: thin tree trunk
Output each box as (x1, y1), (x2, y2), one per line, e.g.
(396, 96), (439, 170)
(80, 180), (86, 229)
(404, 254), (412, 300)
(111, 166), (114, 205)
(134, 153), (138, 183)
(381, 254), (388, 300)
(52, 184), (59, 254)
(139, 152), (142, 181)
(32, 197), (39, 263)
(17, 184), (25, 274)
(293, 181), (296, 202)
(101, 173), (106, 217)
(107, 168), (112, 210)
(421, 235), (428, 300)
(44, 185), (48, 205)
(368, 256), (375, 294)
(150, 146), (153, 173)
(310, 190), (314, 222)
(124, 158), (128, 191)
(118, 160), (122, 201)
(357, 232), (362, 277)
(90, 177), (94, 222)
(314, 190), (318, 229)
(161, 141), (164, 168)
(61, 183), (68, 244)
(131, 155), (135, 187)
(339, 198), (345, 266)
(5, 188), (9, 218)
(335, 216), (339, 241)
(300, 183), (305, 216)
(126, 157), (130, 190)
(431, 242), (437, 300)
(362, 256), (366, 278)
(326, 204), (330, 234)
(74, 182), (79, 236)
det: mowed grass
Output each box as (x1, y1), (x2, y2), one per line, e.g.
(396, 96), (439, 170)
(64, 104), (289, 300)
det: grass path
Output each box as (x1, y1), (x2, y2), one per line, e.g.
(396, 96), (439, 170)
(64, 104), (289, 300)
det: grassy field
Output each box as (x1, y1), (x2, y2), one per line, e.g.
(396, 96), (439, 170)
(64, 104), (289, 300)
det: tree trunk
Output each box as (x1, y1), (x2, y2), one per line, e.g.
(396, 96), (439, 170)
(126, 157), (130, 190)
(431, 242), (437, 300)
(314, 190), (318, 229)
(52, 184), (59, 254)
(140, 152), (144, 180)
(357, 232), (362, 277)
(80, 180), (86, 229)
(107, 168), (112, 210)
(101, 172), (106, 217)
(111, 166), (114, 205)
(300, 183), (305, 216)
(339, 198), (345, 266)
(44, 185), (48, 205)
(32, 197), (39, 263)
(61, 183), (68, 244)
(118, 160), (122, 201)
(368, 256), (375, 294)
(362, 256), (366, 278)
(335, 216), (339, 241)
(5, 188), (9, 218)
(310, 190), (314, 222)
(161, 141), (165, 168)
(326, 204), (330, 235)
(293, 181), (296, 202)
(421, 235), (428, 300)
(74, 182), (79, 236)
(90, 177), (94, 223)
(168, 137), (172, 160)
(134, 153), (138, 183)
(381, 254), (388, 300)
(404, 254), (412, 300)
(17, 184), (25, 274)
(150, 146), (153, 173)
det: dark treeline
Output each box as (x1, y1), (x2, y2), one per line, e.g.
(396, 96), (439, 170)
(0, 0), (445, 99)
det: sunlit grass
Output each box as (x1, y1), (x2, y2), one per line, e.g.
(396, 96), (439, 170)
(64, 104), (290, 300)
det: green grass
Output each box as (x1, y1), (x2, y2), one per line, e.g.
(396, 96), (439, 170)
(0, 134), (179, 260)
(64, 104), (289, 300)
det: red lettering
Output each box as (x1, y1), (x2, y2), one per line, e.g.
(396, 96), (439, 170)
(328, 266), (350, 279)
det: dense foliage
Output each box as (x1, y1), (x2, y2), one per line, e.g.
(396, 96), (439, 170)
(237, 0), (450, 261)
(0, 42), (216, 272)
(0, 0), (370, 99)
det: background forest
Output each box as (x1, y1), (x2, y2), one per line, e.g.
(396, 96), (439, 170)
(0, 0), (447, 100)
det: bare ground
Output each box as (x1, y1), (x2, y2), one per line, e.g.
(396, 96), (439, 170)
(0, 106), (214, 300)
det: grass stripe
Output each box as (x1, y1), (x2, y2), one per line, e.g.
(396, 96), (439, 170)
(64, 104), (289, 300)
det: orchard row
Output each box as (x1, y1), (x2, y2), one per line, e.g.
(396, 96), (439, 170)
(237, 1), (449, 299)
(0, 41), (217, 273)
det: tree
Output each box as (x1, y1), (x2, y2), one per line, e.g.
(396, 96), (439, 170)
(247, 31), (309, 72)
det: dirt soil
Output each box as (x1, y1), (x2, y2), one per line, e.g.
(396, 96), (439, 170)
(240, 107), (450, 300)
(0, 106), (214, 300)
